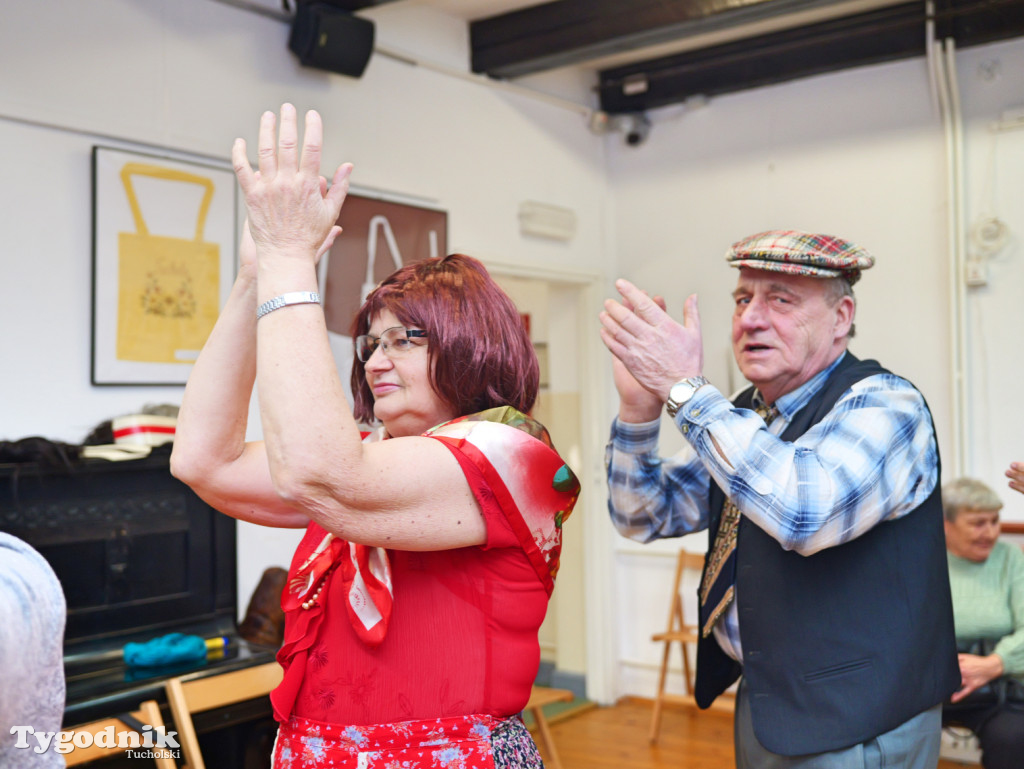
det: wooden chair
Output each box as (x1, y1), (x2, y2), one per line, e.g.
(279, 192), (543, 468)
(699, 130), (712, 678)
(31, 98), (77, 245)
(164, 661), (282, 769)
(64, 699), (176, 767)
(525, 685), (574, 769)
(649, 549), (713, 743)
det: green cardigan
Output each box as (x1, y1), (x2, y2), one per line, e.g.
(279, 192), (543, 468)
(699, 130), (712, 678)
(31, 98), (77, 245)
(947, 539), (1024, 678)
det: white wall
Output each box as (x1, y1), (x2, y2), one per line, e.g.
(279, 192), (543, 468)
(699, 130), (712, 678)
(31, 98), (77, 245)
(604, 37), (1024, 700)
(0, 0), (611, 623)
(957, 42), (1024, 514)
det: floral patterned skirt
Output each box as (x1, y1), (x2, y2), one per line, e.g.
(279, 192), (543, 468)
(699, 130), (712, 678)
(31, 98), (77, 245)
(272, 711), (544, 768)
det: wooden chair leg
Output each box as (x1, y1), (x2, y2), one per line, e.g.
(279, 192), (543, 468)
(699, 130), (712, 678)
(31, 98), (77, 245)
(681, 641), (694, 698)
(525, 687), (574, 769)
(530, 703), (563, 769)
(166, 677), (204, 769)
(138, 700), (178, 769)
(649, 639), (673, 743)
(649, 551), (706, 743)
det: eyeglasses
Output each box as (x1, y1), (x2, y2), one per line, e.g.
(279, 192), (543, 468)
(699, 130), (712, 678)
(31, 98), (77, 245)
(355, 326), (428, 362)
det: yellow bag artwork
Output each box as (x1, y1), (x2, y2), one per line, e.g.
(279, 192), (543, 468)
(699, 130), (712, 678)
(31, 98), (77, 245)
(116, 163), (220, 363)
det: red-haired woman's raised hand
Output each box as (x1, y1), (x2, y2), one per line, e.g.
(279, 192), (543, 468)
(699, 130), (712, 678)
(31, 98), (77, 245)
(231, 104), (351, 267)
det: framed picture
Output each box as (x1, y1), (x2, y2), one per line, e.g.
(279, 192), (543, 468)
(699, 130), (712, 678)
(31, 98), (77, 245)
(318, 192), (447, 406)
(320, 192), (448, 337)
(91, 146), (237, 385)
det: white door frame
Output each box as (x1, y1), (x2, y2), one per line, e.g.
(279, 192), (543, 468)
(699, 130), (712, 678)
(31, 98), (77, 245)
(486, 259), (618, 705)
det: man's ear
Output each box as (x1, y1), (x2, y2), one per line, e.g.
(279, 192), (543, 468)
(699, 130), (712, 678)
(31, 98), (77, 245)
(834, 295), (855, 340)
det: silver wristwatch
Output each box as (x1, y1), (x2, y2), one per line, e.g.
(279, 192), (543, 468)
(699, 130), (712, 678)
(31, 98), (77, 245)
(665, 376), (710, 417)
(256, 291), (322, 320)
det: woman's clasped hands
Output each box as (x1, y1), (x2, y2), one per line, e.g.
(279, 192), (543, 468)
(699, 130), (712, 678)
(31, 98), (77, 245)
(232, 103), (351, 269)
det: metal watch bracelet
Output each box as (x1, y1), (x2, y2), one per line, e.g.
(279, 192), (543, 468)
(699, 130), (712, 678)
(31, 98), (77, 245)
(256, 291), (322, 320)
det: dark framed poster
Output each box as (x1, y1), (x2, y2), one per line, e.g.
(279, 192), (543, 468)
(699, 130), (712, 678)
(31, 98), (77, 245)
(320, 193), (448, 338)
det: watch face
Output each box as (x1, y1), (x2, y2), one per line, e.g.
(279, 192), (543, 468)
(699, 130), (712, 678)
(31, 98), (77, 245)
(670, 381), (696, 403)
(667, 376), (708, 416)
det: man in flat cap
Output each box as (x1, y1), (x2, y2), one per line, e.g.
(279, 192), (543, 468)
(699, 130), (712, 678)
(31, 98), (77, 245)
(601, 230), (959, 767)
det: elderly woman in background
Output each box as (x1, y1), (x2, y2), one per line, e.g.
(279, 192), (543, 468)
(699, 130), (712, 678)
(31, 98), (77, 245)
(941, 477), (1024, 769)
(171, 105), (579, 768)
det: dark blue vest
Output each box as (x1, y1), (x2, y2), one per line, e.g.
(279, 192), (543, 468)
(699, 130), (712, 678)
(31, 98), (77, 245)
(694, 353), (960, 755)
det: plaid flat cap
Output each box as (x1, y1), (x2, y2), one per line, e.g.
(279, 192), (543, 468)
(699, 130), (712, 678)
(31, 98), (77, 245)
(725, 230), (875, 284)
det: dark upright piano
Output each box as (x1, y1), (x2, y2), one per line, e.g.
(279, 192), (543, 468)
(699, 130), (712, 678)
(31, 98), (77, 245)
(0, 445), (279, 767)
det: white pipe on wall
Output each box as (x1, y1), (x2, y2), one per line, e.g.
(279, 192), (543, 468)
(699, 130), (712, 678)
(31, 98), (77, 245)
(929, 31), (968, 477)
(944, 39), (970, 477)
(925, 2), (941, 119)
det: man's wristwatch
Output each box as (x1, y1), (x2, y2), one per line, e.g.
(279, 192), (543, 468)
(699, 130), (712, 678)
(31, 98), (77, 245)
(665, 376), (710, 417)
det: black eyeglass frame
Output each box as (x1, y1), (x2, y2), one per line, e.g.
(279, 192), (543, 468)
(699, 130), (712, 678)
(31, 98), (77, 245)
(354, 327), (429, 362)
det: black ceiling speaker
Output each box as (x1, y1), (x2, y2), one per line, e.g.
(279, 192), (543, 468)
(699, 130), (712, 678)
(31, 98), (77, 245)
(289, 2), (375, 78)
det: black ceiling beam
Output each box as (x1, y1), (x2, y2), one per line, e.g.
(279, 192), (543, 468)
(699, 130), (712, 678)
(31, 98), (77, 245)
(598, 2), (924, 113)
(470, 0), (827, 79)
(936, 0), (1024, 48)
(597, 0), (1024, 114)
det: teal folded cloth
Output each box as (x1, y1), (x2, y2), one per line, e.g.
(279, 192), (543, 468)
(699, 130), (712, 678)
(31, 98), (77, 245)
(123, 632), (208, 668)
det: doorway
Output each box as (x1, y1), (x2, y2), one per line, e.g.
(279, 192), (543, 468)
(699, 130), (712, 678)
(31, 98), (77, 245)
(492, 267), (614, 700)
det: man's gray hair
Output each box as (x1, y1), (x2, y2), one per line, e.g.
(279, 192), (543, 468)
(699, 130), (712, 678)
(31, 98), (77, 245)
(941, 477), (1004, 521)
(823, 277), (856, 339)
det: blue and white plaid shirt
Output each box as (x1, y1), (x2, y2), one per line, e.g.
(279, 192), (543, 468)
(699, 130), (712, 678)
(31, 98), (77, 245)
(605, 353), (939, 661)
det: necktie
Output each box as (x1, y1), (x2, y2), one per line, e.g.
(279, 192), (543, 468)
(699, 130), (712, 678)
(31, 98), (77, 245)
(698, 402), (779, 638)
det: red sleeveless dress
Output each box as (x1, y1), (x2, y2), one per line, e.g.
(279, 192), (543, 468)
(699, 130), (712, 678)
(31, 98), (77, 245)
(271, 407), (579, 768)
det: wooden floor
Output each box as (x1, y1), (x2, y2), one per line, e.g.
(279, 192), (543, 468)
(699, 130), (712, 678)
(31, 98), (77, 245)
(536, 699), (977, 769)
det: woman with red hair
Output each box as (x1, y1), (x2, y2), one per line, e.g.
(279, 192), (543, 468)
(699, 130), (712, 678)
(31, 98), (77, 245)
(171, 105), (578, 769)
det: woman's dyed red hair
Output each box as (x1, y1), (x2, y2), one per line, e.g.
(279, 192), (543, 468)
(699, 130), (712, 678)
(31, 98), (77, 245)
(349, 254), (539, 426)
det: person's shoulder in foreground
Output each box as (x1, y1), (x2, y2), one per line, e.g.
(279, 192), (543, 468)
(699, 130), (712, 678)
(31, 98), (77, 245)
(0, 533), (66, 768)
